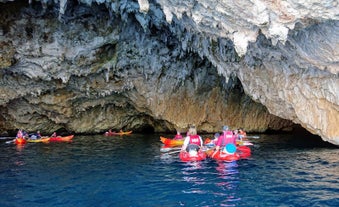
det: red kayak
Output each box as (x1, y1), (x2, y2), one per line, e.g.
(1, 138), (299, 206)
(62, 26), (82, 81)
(237, 146), (251, 159)
(15, 138), (27, 145)
(206, 144), (251, 161)
(179, 150), (206, 162)
(206, 150), (241, 162)
(48, 135), (74, 142)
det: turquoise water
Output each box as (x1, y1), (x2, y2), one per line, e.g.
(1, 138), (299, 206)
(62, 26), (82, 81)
(0, 134), (338, 207)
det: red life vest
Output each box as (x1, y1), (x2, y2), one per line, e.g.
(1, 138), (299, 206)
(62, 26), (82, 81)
(224, 131), (236, 145)
(218, 131), (236, 147)
(189, 135), (201, 146)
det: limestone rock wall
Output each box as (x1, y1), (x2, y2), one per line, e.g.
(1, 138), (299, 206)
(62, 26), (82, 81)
(155, 0), (339, 144)
(0, 0), (338, 145)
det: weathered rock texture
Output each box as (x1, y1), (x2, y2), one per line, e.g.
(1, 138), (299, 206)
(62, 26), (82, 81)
(0, 0), (338, 145)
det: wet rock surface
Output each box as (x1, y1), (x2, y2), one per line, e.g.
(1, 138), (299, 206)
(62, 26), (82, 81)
(0, 0), (337, 144)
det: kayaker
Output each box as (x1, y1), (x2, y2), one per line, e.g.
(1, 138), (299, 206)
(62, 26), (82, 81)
(212, 133), (220, 145)
(16, 129), (23, 138)
(181, 126), (203, 153)
(36, 131), (42, 138)
(212, 126), (236, 156)
(51, 132), (57, 137)
(238, 128), (247, 139)
(105, 129), (113, 136)
(29, 131), (41, 140)
(233, 129), (241, 141)
(173, 131), (183, 140)
(22, 130), (29, 138)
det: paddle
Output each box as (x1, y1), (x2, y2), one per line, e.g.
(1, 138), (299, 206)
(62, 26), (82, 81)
(0, 136), (15, 140)
(202, 146), (215, 152)
(163, 150), (182, 155)
(5, 140), (15, 144)
(246, 135), (260, 139)
(160, 147), (181, 152)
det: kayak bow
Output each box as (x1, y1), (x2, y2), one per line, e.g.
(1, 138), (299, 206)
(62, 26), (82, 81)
(160, 136), (184, 147)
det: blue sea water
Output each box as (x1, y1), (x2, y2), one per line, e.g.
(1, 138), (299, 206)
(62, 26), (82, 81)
(0, 133), (338, 207)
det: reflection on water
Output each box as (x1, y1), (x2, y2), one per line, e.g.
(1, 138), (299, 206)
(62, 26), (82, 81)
(15, 144), (25, 152)
(215, 161), (241, 206)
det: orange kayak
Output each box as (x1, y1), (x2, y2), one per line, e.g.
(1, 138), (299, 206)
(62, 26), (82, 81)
(48, 135), (74, 142)
(160, 136), (184, 147)
(15, 138), (27, 145)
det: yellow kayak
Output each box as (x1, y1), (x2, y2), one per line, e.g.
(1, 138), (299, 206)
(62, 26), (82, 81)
(27, 137), (50, 143)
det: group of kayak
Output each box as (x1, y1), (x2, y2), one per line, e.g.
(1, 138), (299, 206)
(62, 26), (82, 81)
(161, 125), (254, 162)
(12, 129), (74, 145)
(12, 128), (133, 145)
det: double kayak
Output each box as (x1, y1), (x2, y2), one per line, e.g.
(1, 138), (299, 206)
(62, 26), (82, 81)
(160, 136), (184, 147)
(27, 137), (50, 143)
(26, 135), (73, 143)
(179, 150), (206, 162)
(104, 131), (132, 136)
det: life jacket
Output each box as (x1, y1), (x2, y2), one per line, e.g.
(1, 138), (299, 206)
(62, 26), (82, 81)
(174, 134), (183, 140)
(189, 135), (201, 146)
(220, 131), (235, 147)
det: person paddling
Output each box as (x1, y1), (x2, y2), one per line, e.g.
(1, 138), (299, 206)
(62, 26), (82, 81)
(181, 126), (203, 153)
(16, 129), (23, 139)
(29, 131), (42, 140)
(173, 131), (183, 140)
(212, 126), (236, 157)
(238, 128), (247, 140)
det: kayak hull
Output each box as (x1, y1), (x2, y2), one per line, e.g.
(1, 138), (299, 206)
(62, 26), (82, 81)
(179, 151), (206, 162)
(206, 150), (241, 162)
(27, 137), (50, 143)
(48, 135), (74, 142)
(104, 131), (132, 136)
(206, 146), (251, 161)
(160, 137), (184, 147)
(237, 146), (251, 159)
(15, 138), (26, 145)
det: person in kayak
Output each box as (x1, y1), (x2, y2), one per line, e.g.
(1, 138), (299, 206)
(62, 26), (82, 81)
(238, 128), (247, 140)
(13, 129), (26, 143)
(204, 132), (220, 146)
(212, 126), (236, 156)
(51, 132), (57, 137)
(29, 131), (42, 140)
(233, 129), (241, 141)
(181, 126), (203, 153)
(212, 132), (220, 145)
(16, 129), (23, 138)
(173, 131), (183, 140)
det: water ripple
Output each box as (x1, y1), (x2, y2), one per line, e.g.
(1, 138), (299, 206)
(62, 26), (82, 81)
(0, 134), (338, 207)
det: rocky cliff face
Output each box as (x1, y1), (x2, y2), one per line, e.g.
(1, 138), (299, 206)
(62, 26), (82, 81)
(0, 0), (338, 145)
